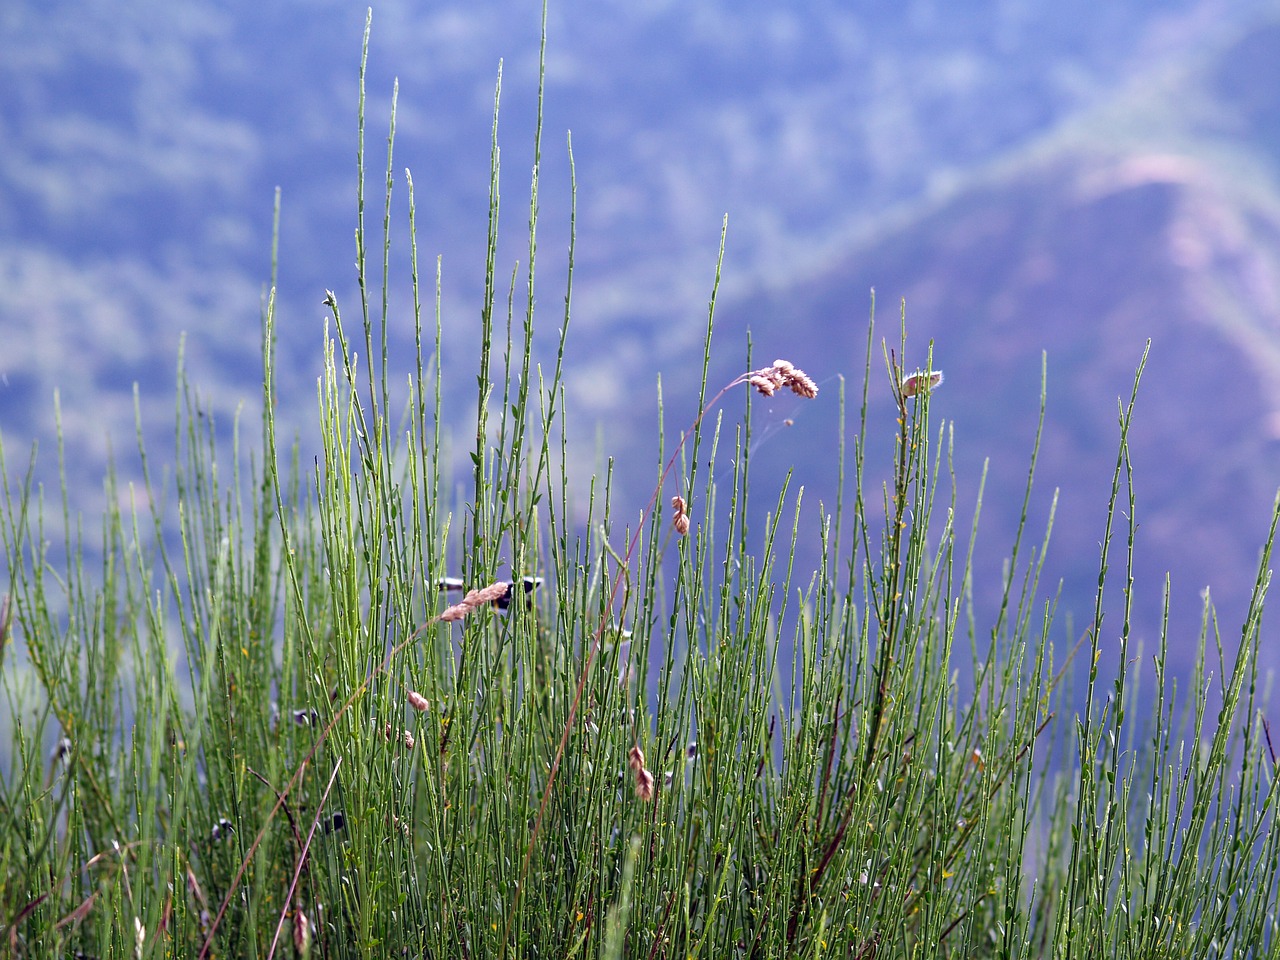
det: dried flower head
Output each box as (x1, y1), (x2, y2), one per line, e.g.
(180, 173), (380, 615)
(671, 495), (691, 536)
(439, 580), (512, 623)
(628, 744), (646, 772)
(635, 767), (655, 802)
(901, 370), (944, 398)
(468, 581), (512, 606)
(406, 690), (430, 712)
(773, 359), (817, 398)
(746, 359), (818, 399)
(628, 744), (656, 801)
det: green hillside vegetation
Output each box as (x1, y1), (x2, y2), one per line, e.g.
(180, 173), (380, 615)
(2, 16), (1279, 959)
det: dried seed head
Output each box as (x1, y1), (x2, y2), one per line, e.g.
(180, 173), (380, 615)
(784, 367), (818, 399)
(746, 360), (817, 400)
(628, 743), (656, 800)
(438, 580), (512, 623)
(901, 370), (944, 398)
(440, 603), (468, 622)
(628, 744), (646, 772)
(671, 496), (691, 536)
(635, 767), (655, 802)
(467, 581), (511, 607)
(406, 690), (430, 712)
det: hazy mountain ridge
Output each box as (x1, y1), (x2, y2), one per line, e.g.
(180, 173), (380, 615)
(681, 16), (1280, 673)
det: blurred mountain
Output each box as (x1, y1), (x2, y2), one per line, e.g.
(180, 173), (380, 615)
(676, 13), (1280, 674)
(2, 0), (1280, 673)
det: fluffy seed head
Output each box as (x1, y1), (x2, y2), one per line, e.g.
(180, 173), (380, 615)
(406, 690), (430, 712)
(747, 359), (817, 399)
(784, 367), (818, 398)
(440, 603), (468, 622)
(468, 581), (511, 606)
(901, 370), (944, 398)
(438, 580), (512, 623)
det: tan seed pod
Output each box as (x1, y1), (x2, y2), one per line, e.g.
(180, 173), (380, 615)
(635, 767), (655, 802)
(628, 744), (646, 772)
(671, 496), (691, 536)
(406, 690), (430, 712)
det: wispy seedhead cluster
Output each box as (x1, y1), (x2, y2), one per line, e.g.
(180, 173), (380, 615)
(439, 581), (511, 622)
(746, 358), (819, 399)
